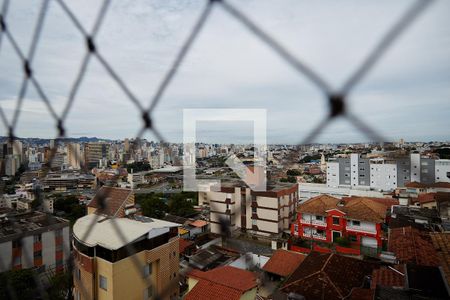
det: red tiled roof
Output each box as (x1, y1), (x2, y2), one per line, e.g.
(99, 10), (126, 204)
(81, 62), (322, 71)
(405, 181), (427, 188)
(189, 220), (208, 228)
(263, 249), (306, 277)
(371, 265), (405, 289)
(188, 266), (257, 292)
(430, 232), (450, 286)
(389, 226), (440, 267)
(298, 195), (396, 223)
(418, 193), (437, 204)
(88, 186), (133, 217)
(179, 238), (194, 254)
(281, 252), (378, 300)
(185, 279), (243, 300)
(349, 288), (374, 300)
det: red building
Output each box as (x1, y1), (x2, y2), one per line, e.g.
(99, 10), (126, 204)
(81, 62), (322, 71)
(291, 195), (398, 252)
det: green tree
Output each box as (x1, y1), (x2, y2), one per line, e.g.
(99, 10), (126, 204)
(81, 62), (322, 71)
(0, 268), (37, 299)
(139, 194), (168, 219)
(287, 169), (302, 176)
(53, 194), (86, 225)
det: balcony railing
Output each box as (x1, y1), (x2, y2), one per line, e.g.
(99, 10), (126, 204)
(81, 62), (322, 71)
(300, 219), (327, 227)
(345, 225), (376, 234)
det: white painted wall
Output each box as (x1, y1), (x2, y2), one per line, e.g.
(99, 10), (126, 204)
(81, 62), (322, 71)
(350, 154), (359, 187)
(370, 163), (397, 191)
(411, 153), (421, 182)
(42, 231), (55, 268)
(21, 235), (34, 269)
(326, 162), (340, 188)
(346, 220), (376, 233)
(0, 241), (12, 272)
(436, 160), (450, 183)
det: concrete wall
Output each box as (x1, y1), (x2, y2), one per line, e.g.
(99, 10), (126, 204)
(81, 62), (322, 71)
(411, 153), (421, 182)
(0, 241), (12, 272)
(436, 160), (450, 182)
(42, 231), (55, 268)
(326, 161), (340, 188)
(370, 163), (397, 191)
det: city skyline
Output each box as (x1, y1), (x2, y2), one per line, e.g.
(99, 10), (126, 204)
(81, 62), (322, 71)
(0, 0), (449, 143)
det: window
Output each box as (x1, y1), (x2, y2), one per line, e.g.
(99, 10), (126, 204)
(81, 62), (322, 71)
(349, 235), (357, 242)
(144, 263), (152, 277)
(252, 206), (256, 213)
(33, 234), (42, 243)
(294, 224), (298, 233)
(252, 219), (257, 226)
(333, 217), (340, 225)
(99, 275), (107, 291)
(315, 215), (323, 221)
(352, 220), (360, 226)
(75, 267), (81, 280)
(145, 286), (153, 299)
(317, 229), (325, 235)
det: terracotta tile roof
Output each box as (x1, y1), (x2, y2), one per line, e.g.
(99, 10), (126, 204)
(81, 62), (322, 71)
(349, 288), (374, 300)
(388, 226), (440, 267)
(179, 238), (194, 254)
(405, 181), (450, 189)
(281, 252), (378, 300)
(188, 266), (257, 292)
(88, 186), (133, 217)
(405, 181), (427, 188)
(262, 249), (306, 277)
(371, 265), (405, 289)
(297, 195), (395, 223)
(417, 192), (437, 204)
(189, 220), (208, 228)
(430, 232), (450, 286)
(185, 279), (243, 300)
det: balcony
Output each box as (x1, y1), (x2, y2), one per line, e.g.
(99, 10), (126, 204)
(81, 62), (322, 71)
(300, 218), (327, 227)
(346, 225), (376, 234)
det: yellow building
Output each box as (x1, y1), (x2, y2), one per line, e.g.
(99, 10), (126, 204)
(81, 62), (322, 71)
(73, 187), (180, 300)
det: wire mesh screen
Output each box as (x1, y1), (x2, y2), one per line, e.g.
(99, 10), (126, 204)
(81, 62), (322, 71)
(0, 0), (436, 299)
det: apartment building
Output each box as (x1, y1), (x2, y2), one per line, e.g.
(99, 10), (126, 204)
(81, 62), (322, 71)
(326, 153), (450, 191)
(67, 143), (82, 169)
(291, 195), (397, 250)
(199, 182), (298, 244)
(0, 211), (70, 273)
(84, 142), (110, 169)
(73, 187), (180, 300)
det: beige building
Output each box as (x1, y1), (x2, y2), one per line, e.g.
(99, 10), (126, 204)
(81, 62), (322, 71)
(73, 188), (180, 300)
(199, 182), (298, 246)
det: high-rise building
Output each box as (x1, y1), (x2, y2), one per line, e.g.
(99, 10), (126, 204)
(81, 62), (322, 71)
(84, 142), (110, 169)
(67, 143), (81, 169)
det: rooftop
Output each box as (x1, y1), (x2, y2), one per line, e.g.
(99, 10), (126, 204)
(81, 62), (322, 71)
(186, 265), (257, 300)
(430, 232), (450, 286)
(281, 252), (378, 300)
(87, 186), (133, 217)
(388, 226), (440, 267)
(262, 249), (306, 277)
(297, 195), (397, 223)
(73, 214), (179, 250)
(0, 211), (68, 242)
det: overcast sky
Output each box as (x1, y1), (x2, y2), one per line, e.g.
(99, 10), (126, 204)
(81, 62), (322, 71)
(0, 0), (449, 144)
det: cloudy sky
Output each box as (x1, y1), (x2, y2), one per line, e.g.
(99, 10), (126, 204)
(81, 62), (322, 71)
(0, 0), (449, 144)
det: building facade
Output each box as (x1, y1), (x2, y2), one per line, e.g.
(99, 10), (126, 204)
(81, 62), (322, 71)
(199, 183), (298, 244)
(0, 211), (70, 273)
(291, 195), (397, 251)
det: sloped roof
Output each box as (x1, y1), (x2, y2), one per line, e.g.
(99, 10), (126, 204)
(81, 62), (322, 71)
(430, 232), (450, 286)
(179, 238), (194, 254)
(405, 181), (427, 188)
(281, 252), (378, 300)
(188, 266), (256, 292)
(87, 186), (133, 216)
(417, 192), (437, 204)
(371, 265), (405, 289)
(263, 249), (306, 277)
(185, 279), (243, 300)
(297, 195), (395, 223)
(388, 226), (440, 267)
